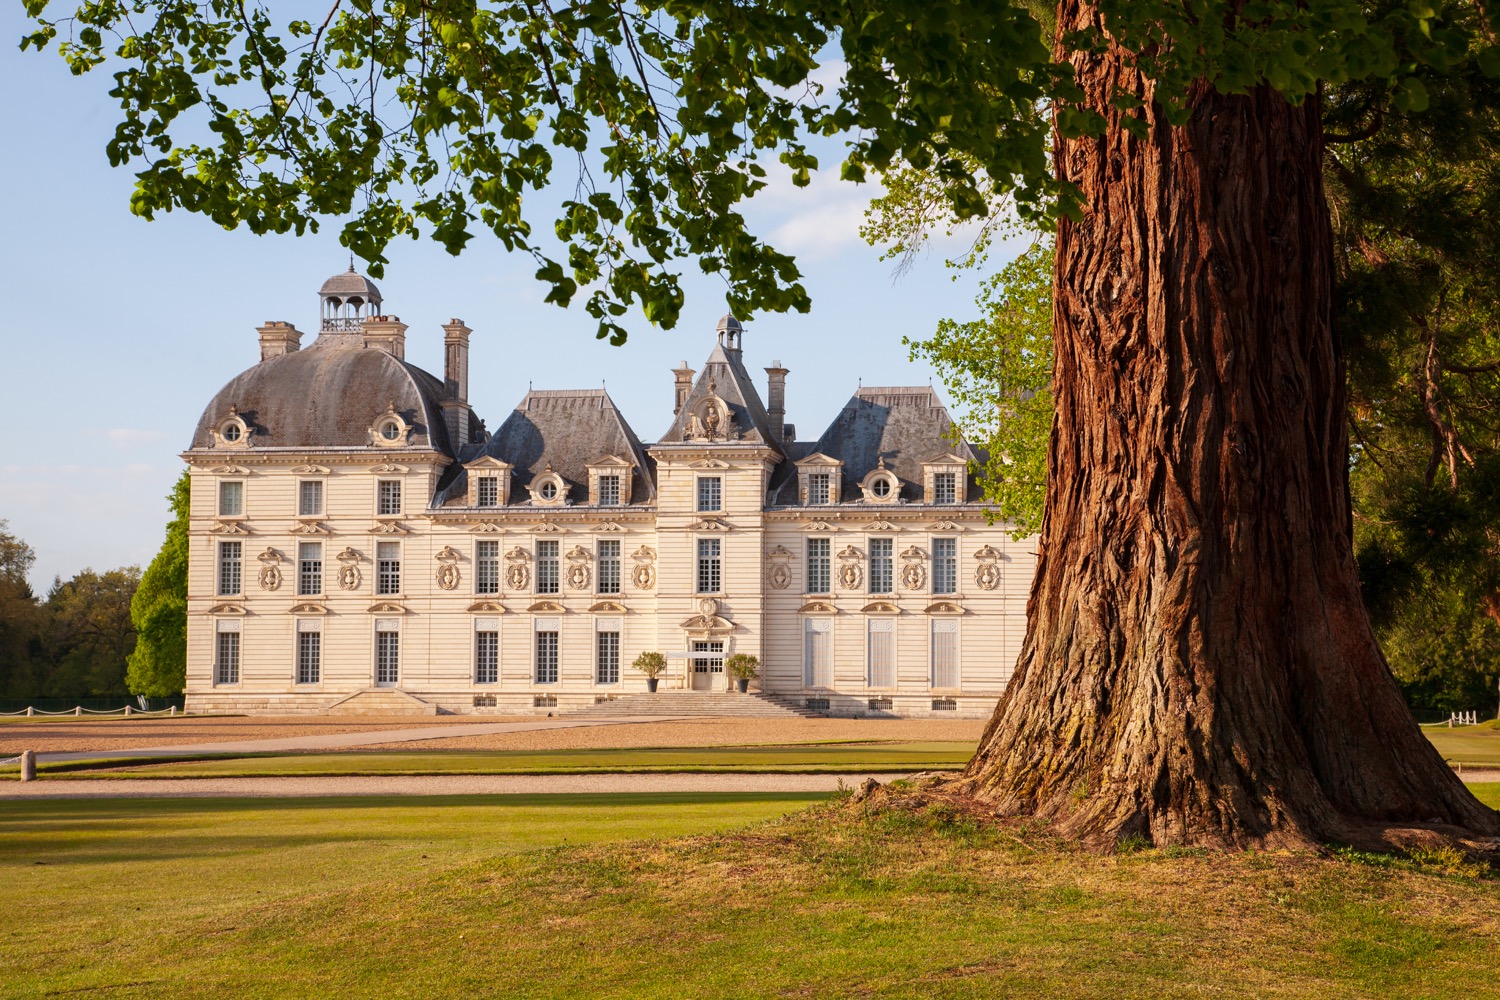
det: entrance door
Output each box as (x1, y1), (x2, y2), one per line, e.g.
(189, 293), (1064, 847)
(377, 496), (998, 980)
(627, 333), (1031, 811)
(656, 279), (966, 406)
(691, 641), (724, 691)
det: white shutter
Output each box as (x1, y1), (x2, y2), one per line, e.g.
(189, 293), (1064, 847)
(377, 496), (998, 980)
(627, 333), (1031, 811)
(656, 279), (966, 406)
(867, 618), (895, 688)
(931, 619), (959, 689)
(804, 618), (832, 688)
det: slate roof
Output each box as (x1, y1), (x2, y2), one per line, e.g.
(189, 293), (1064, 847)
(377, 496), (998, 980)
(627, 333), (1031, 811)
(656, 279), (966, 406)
(656, 339), (784, 453)
(319, 266), (382, 303)
(769, 386), (979, 504)
(188, 334), (466, 453)
(435, 388), (654, 507)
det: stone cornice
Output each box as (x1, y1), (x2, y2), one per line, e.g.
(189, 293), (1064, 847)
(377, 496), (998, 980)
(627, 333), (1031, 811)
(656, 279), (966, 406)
(183, 449), (451, 469)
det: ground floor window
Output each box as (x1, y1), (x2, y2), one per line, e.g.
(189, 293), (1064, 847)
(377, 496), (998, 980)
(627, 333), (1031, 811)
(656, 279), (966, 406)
(475, 630), (499, 684)
(596, 631), (620, 684)
(376, 630), (400, 686)
(803, 619), (832, 688)
(535, 630), (559, 684)
(296, 625), (320, 685)
(215, 628), (240, 685)
(867, 618), (895, 688)
(930, 619), (959, 689)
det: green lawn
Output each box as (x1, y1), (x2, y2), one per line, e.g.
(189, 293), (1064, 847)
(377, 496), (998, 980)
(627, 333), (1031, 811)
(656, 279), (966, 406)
(35, 741), (977, 778)
(1422, 721), (1500, 767)
(3, 791), (1499, 998)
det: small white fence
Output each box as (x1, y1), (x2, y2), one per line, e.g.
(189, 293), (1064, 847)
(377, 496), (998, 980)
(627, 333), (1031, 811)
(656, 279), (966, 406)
(1447, 710), (1482, 727)
(0, 705), (185, 718)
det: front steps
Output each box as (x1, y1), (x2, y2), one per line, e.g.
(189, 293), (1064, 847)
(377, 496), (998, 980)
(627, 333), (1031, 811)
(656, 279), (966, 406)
(564, 690), (826, 719)
(322, 689), (440, 716)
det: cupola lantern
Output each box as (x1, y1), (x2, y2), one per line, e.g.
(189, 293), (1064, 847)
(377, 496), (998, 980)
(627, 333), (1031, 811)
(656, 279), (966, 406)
(319, 263), (384, 332)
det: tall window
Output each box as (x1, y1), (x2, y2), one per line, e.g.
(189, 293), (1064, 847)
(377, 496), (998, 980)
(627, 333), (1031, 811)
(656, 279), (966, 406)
(297, 542), (323, 596)
(806, 537), (830, 594)
(215, 629), (240, 684)
(807, 473), (831, 505)
(868, 538), (894, 594)
(697, 476), (722, 512)
(596, 630), (620, 684)
(218, 481), (243, 517)
(217, 541), (242, 596)
(597, 539), (621, 594)
(298, 480), (323, 517)
(376, 630), (400, 685)
(932, 538), (958, 595)
(696, 538), (721, 593)
(804, 618), (832, 687)
(535, 630), (559, 683)
(475, 630), (499, 684)
(536, 540), (560, 594)
(376, 542), (401, 595)
(598, 475), (621, 506)
(476, 475), (500, 507)
(867, 618), (895, 688)
(475, 540), (500, 594)
(377, 479), (402, 515)
(933, 472), (958, 505)
(931, 620), (959, 688)
(296, 628), (321, 684)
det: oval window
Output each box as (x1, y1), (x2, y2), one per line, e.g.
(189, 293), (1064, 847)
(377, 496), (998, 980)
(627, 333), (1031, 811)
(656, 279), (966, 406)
(539, 481), (557, 500)
(222, 422), (242, 442)
(871, 476), (891, 498)
(381, 421), (401, 441)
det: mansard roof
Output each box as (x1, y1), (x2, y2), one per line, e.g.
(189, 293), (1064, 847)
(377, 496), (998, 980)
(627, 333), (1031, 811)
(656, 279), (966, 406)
(656, 340), (784, 453)
(770, 385), (979, 504)
(188, 334), (461, 453)
(436, 388), (653, 507)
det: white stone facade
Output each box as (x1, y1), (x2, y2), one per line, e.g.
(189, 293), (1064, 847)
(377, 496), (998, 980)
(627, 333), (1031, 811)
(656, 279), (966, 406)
(183, 274), (1036, 717)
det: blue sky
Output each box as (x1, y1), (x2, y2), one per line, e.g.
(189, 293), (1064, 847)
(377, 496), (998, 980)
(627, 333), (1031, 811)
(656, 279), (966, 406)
(0, 9), (1024, 591)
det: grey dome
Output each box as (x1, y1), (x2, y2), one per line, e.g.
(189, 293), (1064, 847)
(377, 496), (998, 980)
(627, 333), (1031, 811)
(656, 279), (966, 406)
(190, 340), (453, 452)
(319, 266), (382, 304)
(715, 313), (742, 333)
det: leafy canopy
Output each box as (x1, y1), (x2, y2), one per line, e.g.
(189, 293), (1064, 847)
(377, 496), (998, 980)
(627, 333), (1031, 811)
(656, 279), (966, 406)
(127, 471), (190, 698)
(20, 0), (1494, 340)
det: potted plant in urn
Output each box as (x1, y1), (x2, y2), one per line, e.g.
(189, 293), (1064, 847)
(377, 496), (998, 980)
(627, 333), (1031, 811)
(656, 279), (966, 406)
(632, 651), (667, 693)
(725, 653), (760, 694)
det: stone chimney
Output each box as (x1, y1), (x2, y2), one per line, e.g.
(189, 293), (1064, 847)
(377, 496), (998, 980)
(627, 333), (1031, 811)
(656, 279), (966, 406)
(672, 361), (695, 414)
(441, 319), (472, 445)
(258, 322), (302, 361)
(362, 315), (407, 359)
(765, 360), (788, 442)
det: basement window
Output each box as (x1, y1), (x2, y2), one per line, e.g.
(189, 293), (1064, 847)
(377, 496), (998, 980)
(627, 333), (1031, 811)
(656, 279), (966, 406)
(805, 697), (830, 711)
(931, 698), (958, 712)
(472, 694), (497, 708)
(867, 697), (894, 712)
(533, 694), (558, 708)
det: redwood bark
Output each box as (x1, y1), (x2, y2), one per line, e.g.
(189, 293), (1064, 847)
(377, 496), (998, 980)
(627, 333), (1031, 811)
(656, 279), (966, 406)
(964, 2), (1500, 848)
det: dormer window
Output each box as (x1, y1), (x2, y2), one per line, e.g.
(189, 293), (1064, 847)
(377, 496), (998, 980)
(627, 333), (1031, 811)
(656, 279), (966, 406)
(222, 422), (242, 443)
(529, 469), (568, 506)
(795, 454), (844, 506)
(933, 472), (958, 505)
(807, 474), (831, 505)
(370, 405), (410, 447)
(598, 475), (621, 506)
(477, 476), (500, 507)
(464, 457), (512, 508)
(380, 421), (401, 441)
(871, 477), (891, 499)
(215, 409), (250, 449)
(922, 456), (969, 505)
(539, 481), (558, 501)
(860, 461), (901, 504)
(586, 457), (634, 506)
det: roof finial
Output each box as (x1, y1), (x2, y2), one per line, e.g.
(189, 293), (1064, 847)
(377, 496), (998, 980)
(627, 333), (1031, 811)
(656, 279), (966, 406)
(349, 253), (356, 272)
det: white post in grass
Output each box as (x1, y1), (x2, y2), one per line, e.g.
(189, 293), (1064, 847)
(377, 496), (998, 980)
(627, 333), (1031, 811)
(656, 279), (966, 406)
(123, 705), (132, 717)
(25, 706), (32, 717)
(19, 750), (35, 782)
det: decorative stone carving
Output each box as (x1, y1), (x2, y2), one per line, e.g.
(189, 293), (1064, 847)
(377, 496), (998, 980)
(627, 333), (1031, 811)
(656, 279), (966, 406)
(900, 544), (927, 591)
(589, 600), (627, 613)
(801, 519), (836, 531)
(290, 464), (330, 475)
(631, 545), (657, 590)
(683, 390), (739, 442)
(367, 601), (407, 614)
(211, 520), (252, 535)
(290, 520), (330, 535)
(256, 548), (284, 591)
(335, 547), (363, 591)
(528, 600), (565, 613)
(973, 544), (1002, 591)
(861, 600), (900, 614)
(681, 596), (734, 636)
(370, 463), (410, 474)
(798, 599), (837, 614)
(838, 562), (863, 590)
(592, 520), (625, 532)
(927, 519), (964, 532)
(289, 602), (328, 615)
(505, 545), (531, 590)
(368, 521), (410, 534)
(467, 600), (507, 613)
(861, 520), (900, 532)
(689, 516), (731, 531)
(564, 545), (592, 590)
(766, 545), (793, 591)
(435, 546), (461, 591)
(925, 600), (965, 615)
(470, 522), (504, 533)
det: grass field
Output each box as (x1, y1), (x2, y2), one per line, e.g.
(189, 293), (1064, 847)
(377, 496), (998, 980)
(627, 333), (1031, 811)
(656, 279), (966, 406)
(1422, 721), (1500, 768)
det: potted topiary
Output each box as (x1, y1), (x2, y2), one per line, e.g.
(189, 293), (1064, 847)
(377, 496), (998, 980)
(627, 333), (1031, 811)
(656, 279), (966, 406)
(632, 651), (668, 693)
(725, 653), (760, 694)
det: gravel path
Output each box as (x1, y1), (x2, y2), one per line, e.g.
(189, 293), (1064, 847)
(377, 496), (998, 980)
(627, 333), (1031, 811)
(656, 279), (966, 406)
(0, 772), (908, 799)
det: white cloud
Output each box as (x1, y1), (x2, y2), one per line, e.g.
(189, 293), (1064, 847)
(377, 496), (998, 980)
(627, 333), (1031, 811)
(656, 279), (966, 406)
(749, 160), (884, 260)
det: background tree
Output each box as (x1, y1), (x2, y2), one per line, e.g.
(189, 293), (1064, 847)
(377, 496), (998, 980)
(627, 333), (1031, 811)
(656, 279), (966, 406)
(21, 0), (1500, 845)
(127, 472), (190, 698)
(0, 520), (42, 699)
(40, 567), (140, 698)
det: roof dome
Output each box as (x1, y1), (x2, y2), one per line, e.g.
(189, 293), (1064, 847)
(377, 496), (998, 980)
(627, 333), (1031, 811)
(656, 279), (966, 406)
(319, 265), (382, 304)
(189, 340), (455, 453)
(715, 313), (742, 333)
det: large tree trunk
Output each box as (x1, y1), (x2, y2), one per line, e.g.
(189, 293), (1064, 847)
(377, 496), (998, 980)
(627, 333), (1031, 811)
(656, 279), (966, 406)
(963, 1), (1500, 849)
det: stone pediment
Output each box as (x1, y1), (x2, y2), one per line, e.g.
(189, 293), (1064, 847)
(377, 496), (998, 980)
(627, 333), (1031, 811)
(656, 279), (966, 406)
(464, 456), (512, 471)
(207, 602), (247, 615)
(688, 516), (732, 531)
(369, 521), (410, 535)
(589, 600), (628, 613)
(207, 465), (250, 476)
(861, 600), (900, 614)
(289, 602), (328, 615)
(795, 452), (843, 468)
(926, 520), (965, 531)
(588, 454), (635, 468)
(466, 600), (508, 613)
(592, 520), (626, 532)
(681, 596), (734, 635)
(687, 458), (731, 469)
(798, 600), (837, 614)
(924, 600), (965, 615)
(531, 521), (565, 533)
(291, 520), (331, 535)
(528, 600), (566, 613)
(370, 463), (410, 474)
(211, 520), (252, 535)
(861, 520), (900, 531)
(367, 601), (407, 614)
(289, 464), (331, 475)
(470, 522), (504, 533)
(802, 519), (836, 531)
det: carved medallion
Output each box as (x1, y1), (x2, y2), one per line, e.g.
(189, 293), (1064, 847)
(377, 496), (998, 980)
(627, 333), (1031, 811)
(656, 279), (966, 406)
(507, 563), (530, 590)
(902, 562), (926, 590)
(768, 563), (791, 590)
(631, 545), (657, 590)
(335, 547), (363, 591)
(256, 548), (284, 592)
(435, 546), (461, 591)
(973, 544), (1001, 591)
(838, 562), (863, 590)
(566, 563), (591, 590)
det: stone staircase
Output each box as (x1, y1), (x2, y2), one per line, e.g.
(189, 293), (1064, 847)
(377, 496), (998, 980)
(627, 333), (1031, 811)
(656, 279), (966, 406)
(564, 690), (826, 719)
(322, 689), (440, 716)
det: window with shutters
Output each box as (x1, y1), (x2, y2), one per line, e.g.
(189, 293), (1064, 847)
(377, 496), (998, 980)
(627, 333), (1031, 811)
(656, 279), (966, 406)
(217, 541), (242, 596)
(930, 619), (959, 689)
(867, 618), (895, 688)
(296, 627), (321, 684)
(536, 539), (560, 593)
(375, 630), (400, 685)
(696, 538), (721, 593)
(215, 628), (240, 684)
(597, 539), (621, 594)
(535, 629), (559, 683)
(476, 476), (500, 507)
(376, 541), (401, 595)
(298, 480), (323, 517)
(932, 538), (958, 595)
(474, 630), (499, 684)
(803, 618), (832, 687)
(598, 475), (621, 506)
(868, 538), (894, 594)
(806, 537), (831, 594)
(297, 542), (323, 596)
(596, 630), (620, 684)
(475, 540), (500, 594)
(218, 481), (243, 517)
(807, 473), (831, 505)
(697, 476), (722, 512)
(377, 479), (402, 515)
